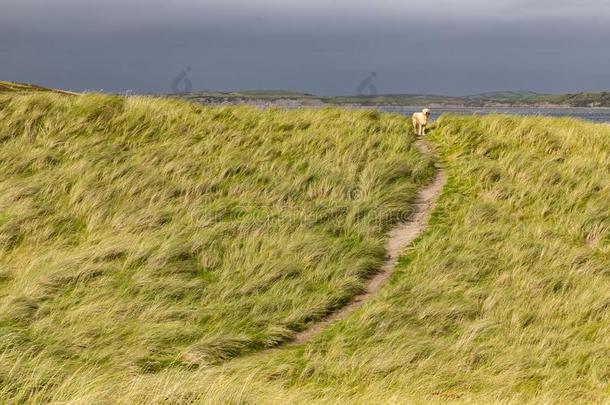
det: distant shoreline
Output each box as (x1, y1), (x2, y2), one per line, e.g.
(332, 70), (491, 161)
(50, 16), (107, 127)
(176, 96), (610, 110)
(174, 91), (610, 109)
(3, 80), (609, 108)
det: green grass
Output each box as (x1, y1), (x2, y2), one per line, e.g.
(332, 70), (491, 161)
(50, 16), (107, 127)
(30, 113), (604, 405)
(0, 92), (433, 402)
(0, 91), (608, 403)
(191, 114), (606, 404)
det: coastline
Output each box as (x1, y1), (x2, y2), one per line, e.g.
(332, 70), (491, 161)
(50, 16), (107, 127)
(174, 95), (608, 109)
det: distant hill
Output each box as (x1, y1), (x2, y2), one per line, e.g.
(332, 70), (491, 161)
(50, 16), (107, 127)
(532, 91), (610, 107)
(4, 80), (610, 107)
(237, 90), (316, 97)
(465, 90), (546, 101)
(0, 81), (76, 95)
(175, 89), (610, 107)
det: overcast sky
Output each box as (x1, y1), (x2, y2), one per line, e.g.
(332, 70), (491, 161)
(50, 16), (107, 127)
(2, 0), (610, 95)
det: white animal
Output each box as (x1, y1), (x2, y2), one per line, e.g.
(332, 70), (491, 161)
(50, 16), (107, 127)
(412, 108), (431, 136)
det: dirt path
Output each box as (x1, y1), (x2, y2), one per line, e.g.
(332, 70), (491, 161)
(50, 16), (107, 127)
(293, 138), (446, 344)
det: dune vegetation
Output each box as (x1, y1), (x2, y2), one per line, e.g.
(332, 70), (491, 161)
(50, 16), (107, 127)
(0, 89), (608, 403)
(108, 115), (607, 405)
(0, 92), (433, 402)
(179, 115), (606, 405)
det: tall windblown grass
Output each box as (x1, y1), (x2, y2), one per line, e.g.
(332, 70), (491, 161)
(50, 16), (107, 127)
(87, 114), (608, 404)
(0, 92), (432, 402)
(1, 92), (607, 403)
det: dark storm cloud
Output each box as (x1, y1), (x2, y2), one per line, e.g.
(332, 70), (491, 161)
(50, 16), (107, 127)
(1, 0), (610, 94)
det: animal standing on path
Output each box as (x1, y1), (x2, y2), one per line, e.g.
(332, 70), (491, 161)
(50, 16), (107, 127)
(412, 108), (431, 136)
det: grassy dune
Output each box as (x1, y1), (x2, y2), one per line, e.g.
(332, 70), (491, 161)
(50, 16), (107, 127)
(66, 115), (607, 404)
(0, 92), (433, 402)
(0, 81), (45, 93)
(0, 90), (608, 403)
(0, 81), (75, 95)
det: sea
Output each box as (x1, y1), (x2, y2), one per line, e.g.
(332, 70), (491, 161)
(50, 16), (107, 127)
(373, 106), (610, 123)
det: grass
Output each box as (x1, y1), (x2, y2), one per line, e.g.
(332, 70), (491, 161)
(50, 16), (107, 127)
(0, 92), (433, 402)
(0, 90), (608, 403)
(0, 81), (76, 95)
(29, 113), (604, 405)
(192, 114), (606, 404)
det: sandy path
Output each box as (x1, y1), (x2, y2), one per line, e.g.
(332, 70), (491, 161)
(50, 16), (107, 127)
(293, 138), (446, 344)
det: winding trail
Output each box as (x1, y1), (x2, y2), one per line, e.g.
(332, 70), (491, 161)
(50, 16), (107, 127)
(293, 138), (446, 344)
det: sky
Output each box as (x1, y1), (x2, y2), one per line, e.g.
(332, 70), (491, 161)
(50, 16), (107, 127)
(1, 0), (610, 95)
